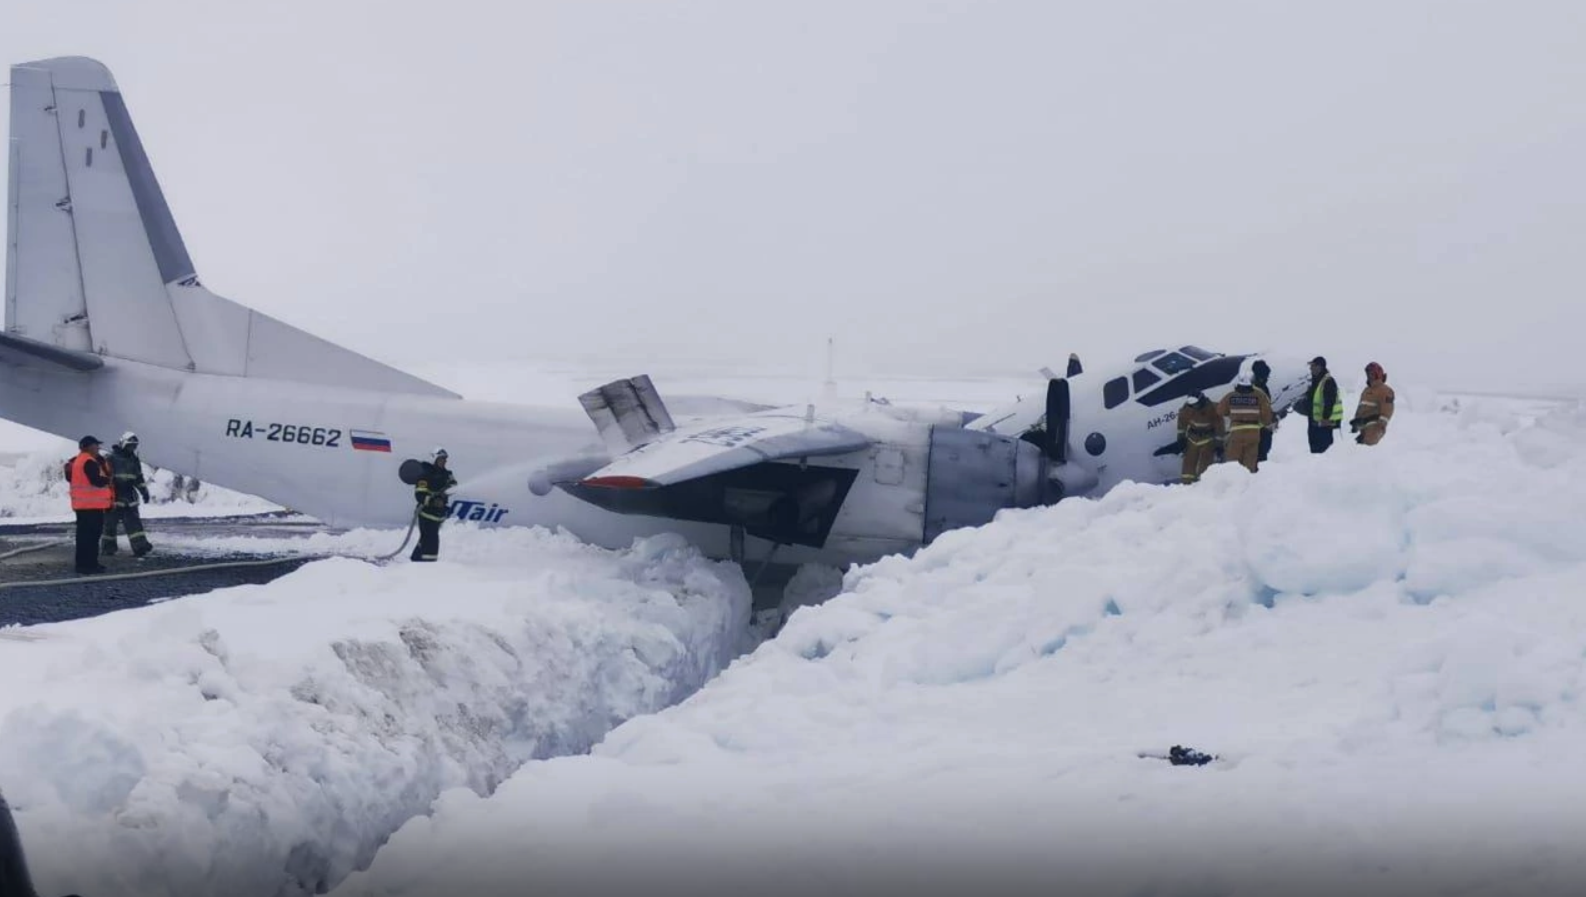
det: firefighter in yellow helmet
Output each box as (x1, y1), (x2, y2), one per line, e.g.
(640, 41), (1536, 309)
(1216, 371), (1273, 472)
(1351, 361), (1396, 446)
(1175, 392), (1224, 483)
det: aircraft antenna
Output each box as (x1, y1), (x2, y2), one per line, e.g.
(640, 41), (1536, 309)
(822, 336), (837, 400)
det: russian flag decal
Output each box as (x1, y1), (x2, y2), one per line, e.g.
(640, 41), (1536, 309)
(350, 429), (392, 452)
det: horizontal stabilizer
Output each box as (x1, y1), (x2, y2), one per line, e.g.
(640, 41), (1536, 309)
(0, 331), (102, 372)
(577, 410), (872, 488)
(579, 375), (676, 454)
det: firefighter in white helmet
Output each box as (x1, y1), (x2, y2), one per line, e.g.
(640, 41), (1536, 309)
(411, 447), (457, 561)
(1216, 372), (1274, 472)
(102, 431), (154, 557)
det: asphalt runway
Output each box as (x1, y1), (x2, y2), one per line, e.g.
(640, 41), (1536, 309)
(0, 513), (333, 627)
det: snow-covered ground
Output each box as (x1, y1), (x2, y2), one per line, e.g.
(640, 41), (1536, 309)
(0, 526), (750, 897)
(319, 388), (1586, 897)
(4, 367), (1584, 897)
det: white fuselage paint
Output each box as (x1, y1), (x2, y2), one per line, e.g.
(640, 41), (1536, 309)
(0, 357), (931, 566)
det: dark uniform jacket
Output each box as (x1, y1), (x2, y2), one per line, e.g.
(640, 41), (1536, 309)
(109, 445), (150, 506)
(414, 463), (458, 521)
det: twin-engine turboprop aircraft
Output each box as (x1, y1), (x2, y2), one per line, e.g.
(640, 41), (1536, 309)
(1, 56), (1308, 569)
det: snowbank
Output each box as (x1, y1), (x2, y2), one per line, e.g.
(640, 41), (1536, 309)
(0, 527), (752, 897)
(334, 395), (1586, 897)
(0, 443), (278, 521)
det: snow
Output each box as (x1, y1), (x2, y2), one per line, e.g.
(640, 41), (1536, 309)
(0, 441), (279, 522)
(325, 390), (1586, 897)
(4, 370), (1585, 897)
(0, 527), (751, 897)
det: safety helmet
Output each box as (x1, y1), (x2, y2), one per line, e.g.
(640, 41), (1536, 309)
(1365, 361), (1385, 381)
(429, 447), (448, 462)
(1234, 372), (1252, 387)
(119, 431), (139, 447)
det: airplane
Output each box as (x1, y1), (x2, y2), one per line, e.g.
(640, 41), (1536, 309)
(1, 56), (1310, 574)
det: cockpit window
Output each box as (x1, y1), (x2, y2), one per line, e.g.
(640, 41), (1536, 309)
(1133, 349), (1166, 363)
(1132, 368), (1161, 392)
(1151, 352), (1195, 375)
(1103, 376), (1129, 409)
(1179, 345), (1215, 361)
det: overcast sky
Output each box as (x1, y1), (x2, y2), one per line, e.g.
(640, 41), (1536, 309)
(4, 0), (1584, 395)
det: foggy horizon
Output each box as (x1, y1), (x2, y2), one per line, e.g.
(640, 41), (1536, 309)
(4, 1), (1584, 397)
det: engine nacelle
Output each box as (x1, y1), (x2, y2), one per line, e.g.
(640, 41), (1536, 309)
(922, 426), (1047, 543)
(1046, 457), (1099, 501)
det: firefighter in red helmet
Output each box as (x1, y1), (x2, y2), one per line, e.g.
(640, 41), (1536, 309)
(1351, 361), (1395, 446)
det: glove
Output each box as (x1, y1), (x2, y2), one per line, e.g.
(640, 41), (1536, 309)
(138, 485), (151, 503)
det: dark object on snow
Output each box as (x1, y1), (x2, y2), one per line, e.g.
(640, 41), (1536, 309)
(1168, 744), (1215, 766)
(1, 788), (41, 897)
(0, 789), (82, 897)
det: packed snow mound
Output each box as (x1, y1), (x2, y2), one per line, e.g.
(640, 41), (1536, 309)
(335, 396), (1586, 897)
(0, 443), (278, 521)
(0, 527), (752, 897)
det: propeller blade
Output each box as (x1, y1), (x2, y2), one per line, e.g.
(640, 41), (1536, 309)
(1044, 378), (1070, 464)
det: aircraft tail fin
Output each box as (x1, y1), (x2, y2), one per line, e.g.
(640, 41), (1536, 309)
(5, 56), (457, 398)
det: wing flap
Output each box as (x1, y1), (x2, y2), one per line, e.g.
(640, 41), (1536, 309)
(576, 411), (872, 487)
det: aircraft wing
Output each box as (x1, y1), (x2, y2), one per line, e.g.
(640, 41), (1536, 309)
(577, 410), (872, 488)
(0, 332), (103, 372)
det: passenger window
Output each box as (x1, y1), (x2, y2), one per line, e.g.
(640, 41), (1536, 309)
(1103, 376), (1129, 409)
(1151, 352), (1195, 375)
(1132, 368), (1161, 392)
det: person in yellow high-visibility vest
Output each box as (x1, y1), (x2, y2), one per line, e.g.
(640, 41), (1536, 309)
(1301, 356), (1343, 453)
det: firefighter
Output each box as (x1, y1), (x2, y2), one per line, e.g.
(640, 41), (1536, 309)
(1175, 392), (1224, 483)
(1299, 356), (1342, 453)
(67, 435), (114, 574)
(102, 431), (154, 557)
(411, 447), (457, 562)
(1249, 359), (1276, 463)
(1216, 373), (1273, 472)
(1351, 361), (1396, 446)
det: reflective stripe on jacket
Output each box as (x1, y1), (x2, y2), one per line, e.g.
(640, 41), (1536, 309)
(1309, 373), (1344, 424)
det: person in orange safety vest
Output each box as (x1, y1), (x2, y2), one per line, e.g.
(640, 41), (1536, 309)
(67, 434), (114, 574)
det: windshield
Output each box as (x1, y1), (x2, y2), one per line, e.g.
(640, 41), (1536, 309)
(1179, 345), (1215, 361)
(1151, 352), (1195, 375)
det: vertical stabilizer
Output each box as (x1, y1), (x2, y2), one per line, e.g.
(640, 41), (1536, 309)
(6, 59), (93, 352)
(5, 56), (459, 397)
